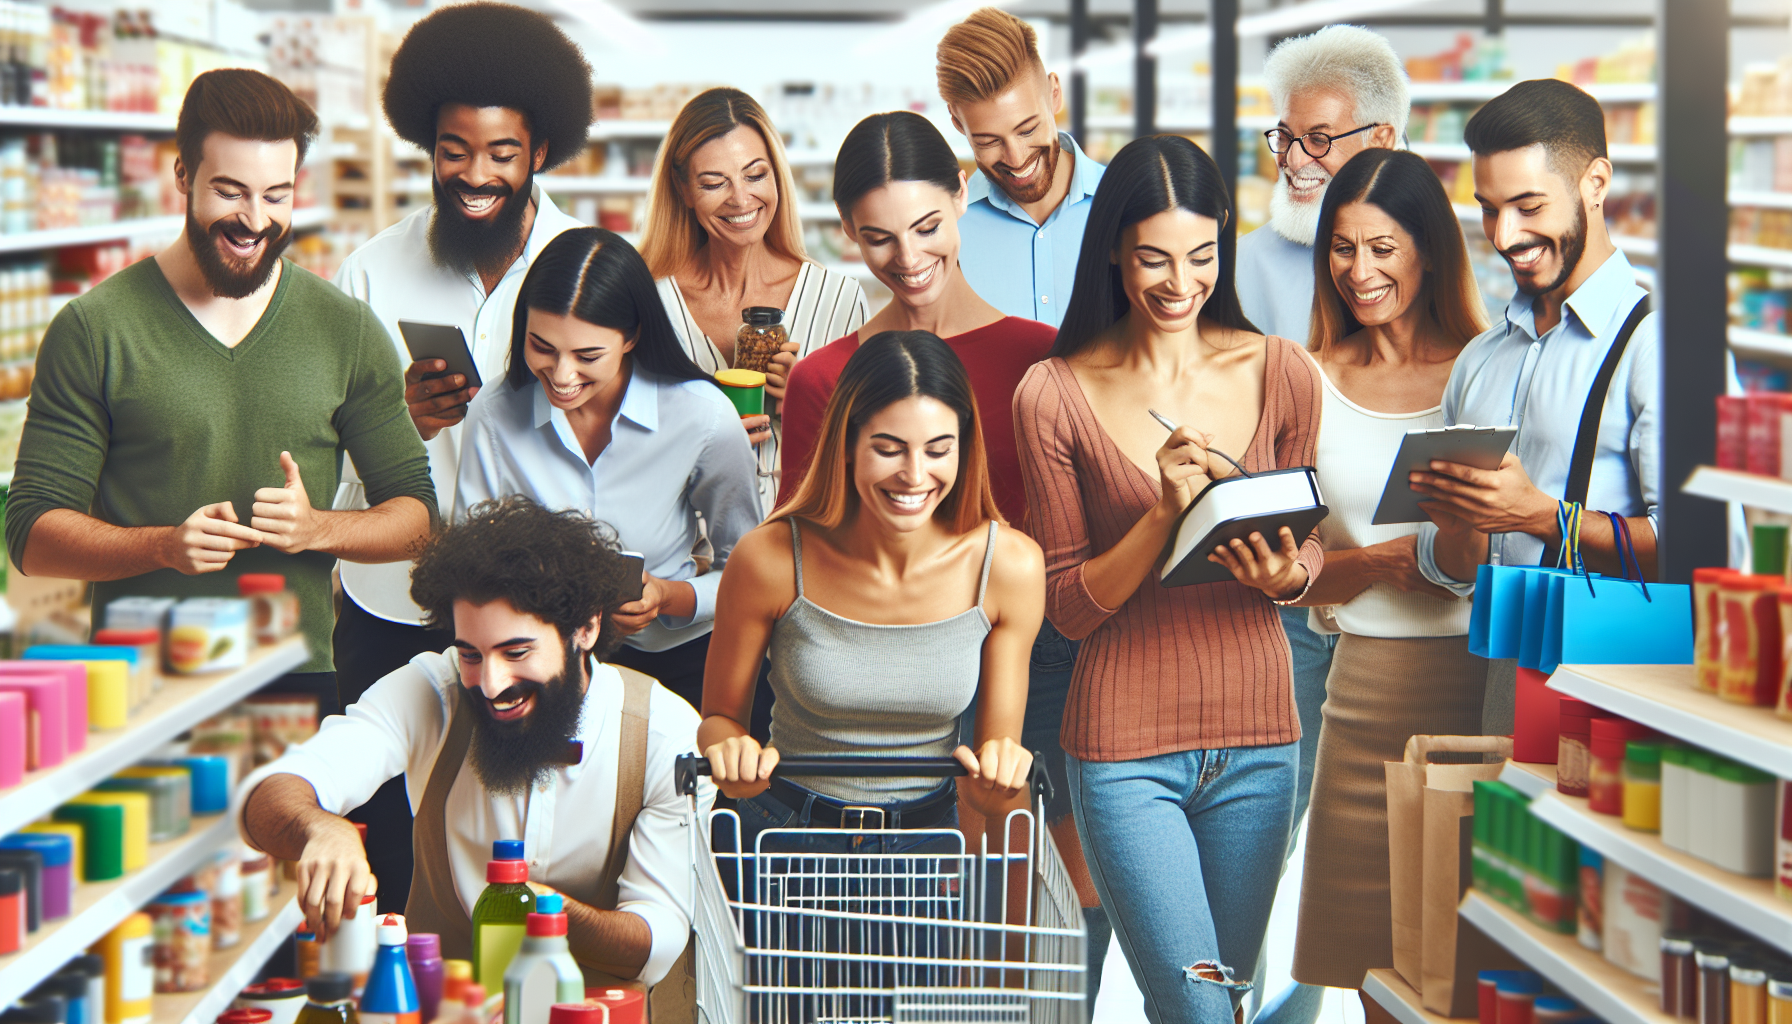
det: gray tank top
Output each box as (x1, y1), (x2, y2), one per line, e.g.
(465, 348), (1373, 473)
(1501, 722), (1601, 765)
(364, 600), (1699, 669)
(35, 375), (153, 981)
(766, 519), (998, 803)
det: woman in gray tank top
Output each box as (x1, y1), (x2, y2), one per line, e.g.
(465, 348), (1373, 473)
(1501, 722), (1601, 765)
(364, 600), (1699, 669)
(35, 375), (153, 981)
(699, 331), (1045, 843)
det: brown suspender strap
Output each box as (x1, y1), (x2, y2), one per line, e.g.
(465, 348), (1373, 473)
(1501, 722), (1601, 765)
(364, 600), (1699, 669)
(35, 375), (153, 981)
(596, 666), (654, 911)
(405, 699), (477, 960)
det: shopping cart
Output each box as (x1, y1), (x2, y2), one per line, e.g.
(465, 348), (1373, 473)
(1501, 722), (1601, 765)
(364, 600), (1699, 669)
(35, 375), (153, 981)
(674, 754), (1087, 1024)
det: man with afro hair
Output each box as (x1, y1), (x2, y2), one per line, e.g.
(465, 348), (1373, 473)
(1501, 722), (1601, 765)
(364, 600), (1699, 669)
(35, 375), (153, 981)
(327, 1), (594, 913)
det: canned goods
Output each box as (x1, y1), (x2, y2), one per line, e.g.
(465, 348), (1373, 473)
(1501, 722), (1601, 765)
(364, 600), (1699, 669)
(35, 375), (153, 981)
(147, 889), (211, 992)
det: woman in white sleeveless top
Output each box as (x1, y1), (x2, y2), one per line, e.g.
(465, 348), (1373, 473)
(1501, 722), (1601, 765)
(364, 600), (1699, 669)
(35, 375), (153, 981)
(640, 87), (868, 516)
(1286, 149), (1492, 1002)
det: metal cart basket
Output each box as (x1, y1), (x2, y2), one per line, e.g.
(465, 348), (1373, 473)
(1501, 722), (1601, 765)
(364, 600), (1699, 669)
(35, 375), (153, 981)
(674, 754), (1087, 1024)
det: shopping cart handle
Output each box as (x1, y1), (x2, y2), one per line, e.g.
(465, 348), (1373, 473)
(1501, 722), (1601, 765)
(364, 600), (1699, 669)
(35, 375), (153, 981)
(675, 752), (1053, 802)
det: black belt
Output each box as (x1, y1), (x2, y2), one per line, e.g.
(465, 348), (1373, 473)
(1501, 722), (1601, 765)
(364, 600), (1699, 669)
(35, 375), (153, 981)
(765, 776), (957, 830)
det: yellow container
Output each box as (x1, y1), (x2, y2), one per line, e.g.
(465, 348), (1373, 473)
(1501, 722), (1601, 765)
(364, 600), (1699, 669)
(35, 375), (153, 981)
(23, 821), (85, 883)
(80, 659), (130, 729)
(95, 912), (154, 1024)
(67, 790), (149, 871)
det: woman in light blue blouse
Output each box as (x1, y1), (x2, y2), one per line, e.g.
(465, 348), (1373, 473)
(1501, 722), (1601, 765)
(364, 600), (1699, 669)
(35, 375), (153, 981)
(454, 227), (761, 711)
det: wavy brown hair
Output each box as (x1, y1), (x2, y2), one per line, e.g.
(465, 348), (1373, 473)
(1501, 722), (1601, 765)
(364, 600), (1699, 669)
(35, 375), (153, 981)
(1308, 148), (1488, 356)
(773, 332), (1002, 534)
(640, 88), (809, 280)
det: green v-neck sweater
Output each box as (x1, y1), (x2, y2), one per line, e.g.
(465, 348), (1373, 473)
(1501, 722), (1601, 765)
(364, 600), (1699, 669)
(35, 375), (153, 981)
(5, 257), (436, 673)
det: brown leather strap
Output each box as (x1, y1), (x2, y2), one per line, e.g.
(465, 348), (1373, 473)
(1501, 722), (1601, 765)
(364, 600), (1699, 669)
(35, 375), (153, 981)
(405, 699), (476, 960)
(596, 666), (654, 911)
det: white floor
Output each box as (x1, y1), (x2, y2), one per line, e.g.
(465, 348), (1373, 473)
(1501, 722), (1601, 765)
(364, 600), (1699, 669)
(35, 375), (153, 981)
(1089, 818), (1367, 1024)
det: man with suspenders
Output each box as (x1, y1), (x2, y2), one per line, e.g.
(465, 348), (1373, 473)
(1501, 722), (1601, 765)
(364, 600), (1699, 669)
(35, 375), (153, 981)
(1408, 79), (1659, 732)
(236, 497), (709, 1012)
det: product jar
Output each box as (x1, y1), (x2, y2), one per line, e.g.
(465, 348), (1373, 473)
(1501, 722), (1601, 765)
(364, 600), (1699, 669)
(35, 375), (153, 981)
(1661, 745), (1692, 853)
(733, 306), (788, 374)
(92, 627), (161, 702)
(147, 889), (211, 992)
(242, 850), (273, 922)
(1723, 574), (1785, 705)
(1696, 567), (1739, 693)
(1589, 717), (1653, 816)
(1556, 698), (1600, 798)
(1663, 935), (1698, 1018)
(234, 980), (308, 1024)
(211, 849), (243, 950)
(238, 575), (300, 646)
(1699, 947), (1733, 1024)
(1768, 976), (1792, 1024)
(1705, 759), (1776, 877)
(1736, 962), (1771, 1024)
(1622, 740), (1663, 831)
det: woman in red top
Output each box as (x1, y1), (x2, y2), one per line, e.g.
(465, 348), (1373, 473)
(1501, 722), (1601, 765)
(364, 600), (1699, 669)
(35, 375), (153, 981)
(777, 111), (1053, 526)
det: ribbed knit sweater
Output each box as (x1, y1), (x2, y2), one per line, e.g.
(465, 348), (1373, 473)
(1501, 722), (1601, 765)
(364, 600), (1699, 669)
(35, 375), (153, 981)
(1011, 336), (1324, 761)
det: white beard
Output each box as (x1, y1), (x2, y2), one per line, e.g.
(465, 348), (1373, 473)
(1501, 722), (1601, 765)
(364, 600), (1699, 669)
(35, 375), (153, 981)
(1268, 167), (1332, 247)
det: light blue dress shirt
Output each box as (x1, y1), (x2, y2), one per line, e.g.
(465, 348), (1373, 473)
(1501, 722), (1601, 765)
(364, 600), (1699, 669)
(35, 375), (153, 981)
(1417, 250), (1660, 593)
(1234, 223), (1316, 345)
(958, 132), (1104, 328)
(453, 369), (761, 652)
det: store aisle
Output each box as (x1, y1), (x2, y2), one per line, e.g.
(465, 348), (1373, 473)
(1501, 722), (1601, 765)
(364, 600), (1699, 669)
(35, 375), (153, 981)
(1089, 818), (1366, 1023)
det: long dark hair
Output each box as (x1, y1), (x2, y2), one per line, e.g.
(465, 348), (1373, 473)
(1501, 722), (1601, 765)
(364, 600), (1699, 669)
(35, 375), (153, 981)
(1053, 135), (1258, 357)
(772, 331), (1002, 533)
(832, 111), (963, 221)
(1308, 148), (1488, 353)
(507, 228), (711, 390)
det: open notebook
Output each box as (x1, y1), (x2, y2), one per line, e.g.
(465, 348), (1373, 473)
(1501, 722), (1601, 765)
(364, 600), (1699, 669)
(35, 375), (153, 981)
(1159, 467), (1329, 587)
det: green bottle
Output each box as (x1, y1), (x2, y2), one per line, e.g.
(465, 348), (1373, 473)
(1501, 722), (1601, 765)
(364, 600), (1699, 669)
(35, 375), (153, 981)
(471, 839), (534, 992)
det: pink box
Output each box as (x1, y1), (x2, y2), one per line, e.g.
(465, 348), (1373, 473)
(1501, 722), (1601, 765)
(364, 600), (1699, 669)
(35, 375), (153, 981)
(0, 691), (22, 787)
(1747, 393), (1792, 476)
(0, 663), (87, 754)
(0, 676), (65, 770)
(1719, 395), (1749, 469)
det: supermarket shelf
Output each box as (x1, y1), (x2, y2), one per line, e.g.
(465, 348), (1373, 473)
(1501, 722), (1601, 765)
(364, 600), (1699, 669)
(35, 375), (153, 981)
(291, 207), (329, 231)
(1548, 660), (1792, 780)
(1499, 759), (1556, 799)
(0, 216), (185, 255)
(1731, 190), (1792, 211)
(1413, 141), (1656, 163)
(1682, 465), (1792, 518)
(1731, 117), (1792, 137)
(1731, 244), (1792, 270)
(1459, 891), (1673, 1024)
(1613, 234), (1658, 258)
(1525, 786), (1792, 955)
(152, 889), (304, 1024)
(1085, 113), (1276, 133)
(0, 636), (308, 837)
(1361, 969), (1470, 1023)
(397, 176), (656, 196)
(0, 814), (238, 1008)
(799, 201), (839, 221)
(1729, 325), (1792, 360)
(590, 120), (670, 140)
(1407, 81), (1656, 104)
(0, 107), (177, 132)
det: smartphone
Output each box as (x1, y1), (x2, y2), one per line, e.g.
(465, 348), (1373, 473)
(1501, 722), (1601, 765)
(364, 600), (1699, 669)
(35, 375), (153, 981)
(397, 320), (482, 389)
(617, 551), (645, 603)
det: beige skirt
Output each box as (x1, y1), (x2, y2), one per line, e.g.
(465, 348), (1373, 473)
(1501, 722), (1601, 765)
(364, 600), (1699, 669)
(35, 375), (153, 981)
(1290, 631), (1487, 989)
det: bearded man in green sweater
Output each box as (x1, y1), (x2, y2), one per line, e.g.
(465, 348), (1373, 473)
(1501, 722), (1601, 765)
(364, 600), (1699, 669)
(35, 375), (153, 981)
(5, 69), (436, 711)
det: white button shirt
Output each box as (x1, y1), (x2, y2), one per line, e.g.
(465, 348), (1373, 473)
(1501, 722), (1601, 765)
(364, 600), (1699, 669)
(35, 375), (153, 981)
(454, 371), (761, 653)
(234, 652), (713, 985)
(1417, 249), (1660, 592)
(332, 188), (587, 624)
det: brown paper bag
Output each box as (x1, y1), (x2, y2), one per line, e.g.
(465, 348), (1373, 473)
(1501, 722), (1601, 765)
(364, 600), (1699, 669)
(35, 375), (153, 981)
(1386, 734), (1516, 1017)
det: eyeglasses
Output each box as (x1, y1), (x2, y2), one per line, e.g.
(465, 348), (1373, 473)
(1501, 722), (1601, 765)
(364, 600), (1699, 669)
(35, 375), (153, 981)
(1264, 123), (1382, 159)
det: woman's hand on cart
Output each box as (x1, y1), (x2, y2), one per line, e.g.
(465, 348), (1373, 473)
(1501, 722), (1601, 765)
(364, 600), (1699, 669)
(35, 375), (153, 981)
(953, 739), (1034, 817)
(704, 734), (780, 799)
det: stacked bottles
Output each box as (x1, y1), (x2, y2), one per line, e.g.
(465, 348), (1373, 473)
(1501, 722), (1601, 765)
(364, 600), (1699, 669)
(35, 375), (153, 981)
(1472, 781), (1579, 934)
(502, 893), (582, 1024)
(470, 841), (533, 992)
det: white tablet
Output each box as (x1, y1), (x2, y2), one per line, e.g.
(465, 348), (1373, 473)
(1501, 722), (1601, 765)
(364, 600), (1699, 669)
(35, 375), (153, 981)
(1371, 424), (1518, 525)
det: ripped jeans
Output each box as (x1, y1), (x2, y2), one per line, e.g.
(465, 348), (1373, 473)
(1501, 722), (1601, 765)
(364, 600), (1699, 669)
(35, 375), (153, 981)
(1067, 742), (1297, 1023)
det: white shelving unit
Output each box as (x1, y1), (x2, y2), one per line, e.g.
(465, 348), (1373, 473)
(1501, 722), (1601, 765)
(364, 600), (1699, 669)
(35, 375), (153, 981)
(1730, 244), (1792, 271)
(1411, 141), (1657, 163)
(1361, 969), (1467, 1023)
(1459, 892), (1673, 1024)
(589, 120), (672, 140)
(1498, 759), (1556, 799)
(151, 892), (303, 1024)
(0, 636), (307, 837)
(1681, 465), (1792, 519)
(0, 107), (178, 132)
(0, 815), (239, 1008)
(1730, 325), (1792, 360)
(1406, 82), (1657, 104)
(798, 201), (839, 222)
(1732, 116), (1792, 136)
(0, 216), (182, 255)
(1732, 190), (1792, 210)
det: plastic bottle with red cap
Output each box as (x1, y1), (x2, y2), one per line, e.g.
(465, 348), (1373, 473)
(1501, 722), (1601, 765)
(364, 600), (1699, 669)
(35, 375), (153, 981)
(359, 914), (421, 1024)
(216, 1009), (273, 1024)
(502, 892), (583, 1024)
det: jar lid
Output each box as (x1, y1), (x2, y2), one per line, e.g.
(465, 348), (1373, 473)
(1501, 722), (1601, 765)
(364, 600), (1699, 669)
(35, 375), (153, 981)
(1533, 996), (1577, 1011)
(1716, 760), (1773, 784)
(1494, 973), (1542, 994)
(1660, 744), (1688, 765)
(1660, 936), (1695, 954)
(1733, 964), (1770, 985)
(237, 574), (287, 596)
(1695, 567), (1739, 582)
(741, 306), (784, 325)
(714, 368), (767, 387)
(305, 974), (354, 1003)
(217, 1010), (274, 1024)
(1624, 741), (1662, 765)
(1697, 949), (1733, 969)
(1729, 573), (1783, 591)
(0, 832), (70, 868)
(150, 890), (208, 906)
(93, 628), (158, 644)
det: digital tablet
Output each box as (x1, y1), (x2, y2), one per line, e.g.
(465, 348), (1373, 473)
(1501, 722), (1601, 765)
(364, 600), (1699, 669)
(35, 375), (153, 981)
(397, 319), (482, 389)
(1371, 424), (1518, 525)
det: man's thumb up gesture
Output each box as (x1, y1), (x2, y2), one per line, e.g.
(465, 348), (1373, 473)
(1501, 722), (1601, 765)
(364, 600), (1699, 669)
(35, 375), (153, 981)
(251, 452), (318, 555)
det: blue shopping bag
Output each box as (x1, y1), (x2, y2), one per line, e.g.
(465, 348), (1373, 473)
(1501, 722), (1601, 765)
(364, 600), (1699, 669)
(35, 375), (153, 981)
(1517, 567), (1588, 672)
(1537, 514), (1693, 673)
(1471, 565), (1580, 659)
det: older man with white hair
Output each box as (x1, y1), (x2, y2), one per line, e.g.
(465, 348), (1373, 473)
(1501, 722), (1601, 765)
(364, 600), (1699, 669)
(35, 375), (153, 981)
(1234, 24), (1409, 1024)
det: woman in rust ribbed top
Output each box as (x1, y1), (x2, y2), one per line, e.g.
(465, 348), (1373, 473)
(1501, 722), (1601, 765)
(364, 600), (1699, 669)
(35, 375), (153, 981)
(1012, 135), (1323, 1024)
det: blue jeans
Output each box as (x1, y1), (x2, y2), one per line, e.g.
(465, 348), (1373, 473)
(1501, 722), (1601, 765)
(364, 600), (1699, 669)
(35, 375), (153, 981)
(1251, 609), (1335, 1023)
(1068, 742), (1298, 1024)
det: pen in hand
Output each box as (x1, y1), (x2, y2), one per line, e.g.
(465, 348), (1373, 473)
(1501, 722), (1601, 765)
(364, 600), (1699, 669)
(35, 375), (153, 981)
(1147, 408), (1253, 479)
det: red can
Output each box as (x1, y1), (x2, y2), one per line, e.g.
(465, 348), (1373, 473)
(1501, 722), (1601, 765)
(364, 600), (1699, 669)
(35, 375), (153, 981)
(584, 987), (645, 1024)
